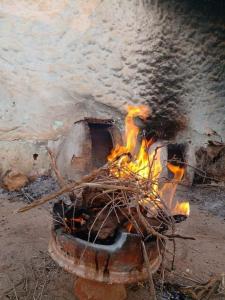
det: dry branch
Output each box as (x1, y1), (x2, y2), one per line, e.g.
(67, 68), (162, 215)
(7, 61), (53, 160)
(141, 241), (157, 300)
(17, 182), (136, 213)
(47, 148), (66, 187)
(16, 165), (108, 213)
(136, 204), (167, 240)
(165, 234), (195, 241)
(180, 273), (225, 300)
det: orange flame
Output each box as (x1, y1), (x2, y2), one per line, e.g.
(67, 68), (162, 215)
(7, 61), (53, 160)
(108, 105), (162, 186)
(173, 202), (190, 216)
(108, 105), (189, 216)
(126, 223), (133, 233)
(125, 105), (150, 154)
(160, 163), (185, 212)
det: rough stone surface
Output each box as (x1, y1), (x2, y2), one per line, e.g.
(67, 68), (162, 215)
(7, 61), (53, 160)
(0, 0), (225, 175)
(0, 140), (50, 178)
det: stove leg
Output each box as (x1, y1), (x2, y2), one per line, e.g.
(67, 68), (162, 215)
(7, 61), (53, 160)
(74, 277), (127, 300)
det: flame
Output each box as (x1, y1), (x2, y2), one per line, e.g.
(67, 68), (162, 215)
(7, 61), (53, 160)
(108, 105), (189, 216)
(160, 163), (185, 212)
(108, 105), (162, 187)
(125, 105), (150, 154)
(173, 202), (190, 216)
(126, 223), (133, 233)
(167, 163), (185, 181)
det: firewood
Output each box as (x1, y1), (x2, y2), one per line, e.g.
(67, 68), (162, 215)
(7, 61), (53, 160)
(16, 165), (108, 213)
(87, 212), (120, 240)
(16, 167), (136, 213)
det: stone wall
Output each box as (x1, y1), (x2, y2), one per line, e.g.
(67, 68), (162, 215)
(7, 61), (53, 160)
(0, 0), (225, 177)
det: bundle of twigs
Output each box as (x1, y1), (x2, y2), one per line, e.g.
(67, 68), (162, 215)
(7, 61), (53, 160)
(17, 150), (194, 242)
(19, 163), (167, 232)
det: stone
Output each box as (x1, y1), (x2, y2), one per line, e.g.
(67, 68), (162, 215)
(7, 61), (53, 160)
(74, 278), (127, 300)
(0, 0), (225, 176)
(2, 170), (29, 191)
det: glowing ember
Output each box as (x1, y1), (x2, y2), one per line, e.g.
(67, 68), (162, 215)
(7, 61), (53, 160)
(108, 105), (190, 216)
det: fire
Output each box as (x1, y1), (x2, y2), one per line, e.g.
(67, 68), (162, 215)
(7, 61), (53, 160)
(160, 163), (185, 212)
(108, 105), (190, 216)
(124, 105), (150, 154)
(108, 106), (162, 189)
(173, 202), (190, 216)
(108, 105), (150, 162)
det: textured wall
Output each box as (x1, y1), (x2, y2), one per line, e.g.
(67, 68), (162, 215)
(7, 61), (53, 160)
(0, 0), (225, 176)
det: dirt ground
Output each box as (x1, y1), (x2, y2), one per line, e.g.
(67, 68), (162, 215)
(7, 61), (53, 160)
(0, 178), (225, 300)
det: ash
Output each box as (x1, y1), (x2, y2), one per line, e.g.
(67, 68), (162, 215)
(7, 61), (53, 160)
(0, 176), (59, 203)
